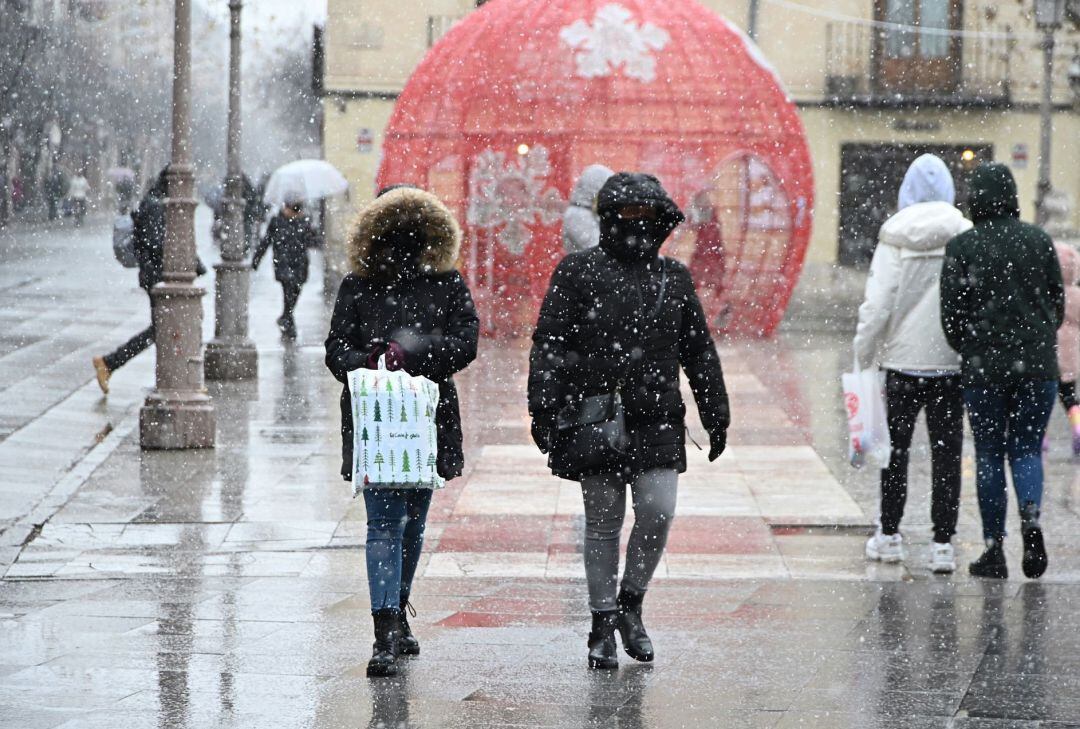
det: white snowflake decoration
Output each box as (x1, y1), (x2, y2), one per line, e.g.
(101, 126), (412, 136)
(559, 4), (670, 83)
(467, 145), (564, 255)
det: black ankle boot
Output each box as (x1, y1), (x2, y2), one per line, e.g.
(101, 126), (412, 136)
(1020, 502), (1048, 579)
(367, 609), (401, 677)
(398, 599), (420, 656)
(969, 538), (1008, 579)
(588, 610), (619, 670)
(616, 589), (654, 662)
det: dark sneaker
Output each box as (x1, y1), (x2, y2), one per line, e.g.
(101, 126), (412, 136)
(969, 539), (1008, 579)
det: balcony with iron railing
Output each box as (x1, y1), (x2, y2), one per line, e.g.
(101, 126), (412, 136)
(824, 19), (1015, 107)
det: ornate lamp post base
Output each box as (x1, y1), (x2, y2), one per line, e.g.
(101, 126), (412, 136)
(141, 277), (216, 449)
(205, 260), (258, 380)
(140, 392), (216, 450)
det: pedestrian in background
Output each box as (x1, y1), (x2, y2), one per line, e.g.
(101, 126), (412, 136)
(941, 162), (1064, 580)
(854, 154), (972, 573)
(45, 168), (66, 221)
(92, 167), (206, 393)
(562, 164), (613, 254)
(252, 198), (317, 339)
(529, 173), (730, 669)
(1050, 242), (1080, 456)
(325, 185), (479, 678)
(68, 171), (89, 227)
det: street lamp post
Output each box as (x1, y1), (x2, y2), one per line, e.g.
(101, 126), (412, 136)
(140, 0), (215, 449)
(205, 0), (257, 381)
(1034, 0), (1064, 226)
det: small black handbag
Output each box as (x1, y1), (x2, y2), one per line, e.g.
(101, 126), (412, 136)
(549, 259), (668, 475)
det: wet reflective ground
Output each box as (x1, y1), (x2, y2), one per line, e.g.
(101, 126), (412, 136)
(2, 218), (1080, 727)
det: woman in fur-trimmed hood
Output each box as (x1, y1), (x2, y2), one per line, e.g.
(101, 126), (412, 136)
(325, 185), (479, 678)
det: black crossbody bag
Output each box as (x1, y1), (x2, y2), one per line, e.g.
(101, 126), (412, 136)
(551, 258), (668, 474)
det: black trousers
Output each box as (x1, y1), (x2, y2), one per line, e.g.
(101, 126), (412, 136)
(104, 292), (155, 372)
(281, 280), (302, 321)
(880, 371), (963, 543)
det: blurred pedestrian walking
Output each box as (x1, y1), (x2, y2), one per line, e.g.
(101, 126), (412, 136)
(325, 185), (479, 678)
(45, 168), (67, 222)
(941, 162), (1064, 580)
(68, 171), (89, 227)
(1050, 242), (1080, 456)
(562, 164), (613, 254)
(854, 154), (972, 573)
(92, 168), (206, 393)
(252, 199), (316, 339)
(529, 173), (730, 669)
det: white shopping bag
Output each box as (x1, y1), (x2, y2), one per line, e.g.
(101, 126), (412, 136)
(841, 359), (891, 468)
(347, 357), (443, 493)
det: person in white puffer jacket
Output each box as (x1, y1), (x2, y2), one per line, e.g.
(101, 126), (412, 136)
(854, 154), (973, 573)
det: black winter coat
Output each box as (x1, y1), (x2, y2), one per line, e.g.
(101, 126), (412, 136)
(529, 173), (730, 481)
(132, 177), (206, 292)
(325, 188), (479, 482)
(133, 190), (167, 292)
(253, 213), (316, 284)
(941, 163), (1065, 385)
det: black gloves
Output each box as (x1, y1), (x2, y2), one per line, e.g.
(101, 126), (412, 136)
(531, 413), (557, 454)
(708, 429), (727, 462)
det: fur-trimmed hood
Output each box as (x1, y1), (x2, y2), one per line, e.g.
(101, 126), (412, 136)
(348, 188), (461, 279)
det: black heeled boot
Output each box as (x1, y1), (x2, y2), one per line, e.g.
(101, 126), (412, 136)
(398, 599), (420, 656)
(969, 538), (1008, 579)
(588, 610), (619, 670)
(616, 589), (654, 662)
(1020, 501), (1048, 579)
(367, 609), (401, 678)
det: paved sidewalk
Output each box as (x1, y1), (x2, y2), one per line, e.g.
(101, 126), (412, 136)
(3, 245), (1080, 726)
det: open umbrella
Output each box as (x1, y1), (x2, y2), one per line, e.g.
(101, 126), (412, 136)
(264, 159), (349, 206)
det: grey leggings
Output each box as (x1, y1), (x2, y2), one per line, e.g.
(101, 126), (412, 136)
(580, 468), (678, 611)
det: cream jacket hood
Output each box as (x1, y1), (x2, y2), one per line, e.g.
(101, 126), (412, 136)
(854, 201), (973, 371)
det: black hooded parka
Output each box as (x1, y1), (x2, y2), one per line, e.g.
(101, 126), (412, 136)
(940, 163), (1065, 385)
(325, 188), (480, 482)
(528, 173), (730, 481)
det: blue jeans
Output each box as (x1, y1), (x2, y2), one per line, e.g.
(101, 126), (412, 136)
(363, 488), (433, 613)
(964, 380), (1057, 540)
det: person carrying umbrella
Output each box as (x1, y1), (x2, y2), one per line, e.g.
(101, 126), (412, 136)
(252, 197), (318, 338)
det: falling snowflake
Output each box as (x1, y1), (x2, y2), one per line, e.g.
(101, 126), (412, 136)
(559, 4), (670, 83)
(467, 145), (564, 255)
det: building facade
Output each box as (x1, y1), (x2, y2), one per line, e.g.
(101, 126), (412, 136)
(320, 0), (1080, 277)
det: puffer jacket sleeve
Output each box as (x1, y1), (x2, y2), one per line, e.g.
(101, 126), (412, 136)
(940, 237), (970, 353)
(853, 243), (901, 370)
(251, 217), (276, 271)
(1045, 236), (1066, 329)
(529, 257), (582, 418)
(675, 263), (730, 436)
(325, 276), (375, 384)
(402, 273), (480, 382)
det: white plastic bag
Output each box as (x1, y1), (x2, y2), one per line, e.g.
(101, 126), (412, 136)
(841, 359), (891, 468)
(347, 357), (443, 494)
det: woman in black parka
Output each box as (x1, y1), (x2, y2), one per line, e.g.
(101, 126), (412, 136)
(325, 186), (479, 677)
(529, 173), (730, 669)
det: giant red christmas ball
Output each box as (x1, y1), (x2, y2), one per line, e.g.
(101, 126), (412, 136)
(378, 0), (814, 337)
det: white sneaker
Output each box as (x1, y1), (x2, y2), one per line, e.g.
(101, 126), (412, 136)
(865, 529), (904, 563)
(929, 541), (956, 573)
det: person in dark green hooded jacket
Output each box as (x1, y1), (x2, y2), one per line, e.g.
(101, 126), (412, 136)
(940, 162), (1064, 580)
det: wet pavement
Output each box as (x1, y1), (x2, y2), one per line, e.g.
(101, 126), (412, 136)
(3, 219), (1080, 727)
